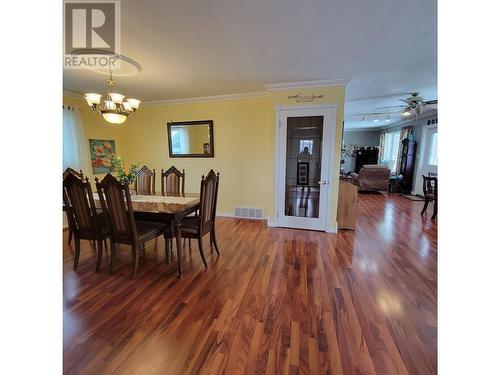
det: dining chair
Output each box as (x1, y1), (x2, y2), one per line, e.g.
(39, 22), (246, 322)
(134, 165), (156, 195)
(96, 173), (168, 279)
(63, 173), (110, 272)
(421, 175), (437, 219)
(166, 170), (220, 269)
(63, 167), (84, 180)
(160, 166), (185, 196)
(63, 167), (84, 246)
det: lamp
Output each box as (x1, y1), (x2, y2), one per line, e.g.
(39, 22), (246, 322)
(84, 69), (140, 124)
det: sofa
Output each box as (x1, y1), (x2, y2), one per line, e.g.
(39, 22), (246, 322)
(350, 164), (391, 192)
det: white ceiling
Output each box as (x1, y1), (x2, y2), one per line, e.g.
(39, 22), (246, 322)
(63, 0), (437, 130)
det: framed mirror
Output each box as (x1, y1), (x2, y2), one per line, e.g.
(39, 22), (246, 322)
(167, 120), (214, 158)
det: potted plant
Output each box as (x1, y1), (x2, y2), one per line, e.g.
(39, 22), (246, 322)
(109, 155), (140, 185)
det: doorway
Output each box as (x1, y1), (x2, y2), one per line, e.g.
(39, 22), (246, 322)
(275, 104), (337, 231)
(415, 124), (438, 195)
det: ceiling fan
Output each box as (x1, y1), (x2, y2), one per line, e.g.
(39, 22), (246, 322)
(375, 92), (438, 117)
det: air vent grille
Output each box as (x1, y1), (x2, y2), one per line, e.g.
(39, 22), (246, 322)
(234, 207), (264, 219)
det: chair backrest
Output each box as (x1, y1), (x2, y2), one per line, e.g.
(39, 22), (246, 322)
(63, 173), (101, 236)
(422, 175), (438, 196)
(134, 165), (155, 195)
(198, 170), (220, 231)
(96, 173), (138, 244)
(161, 166), (185, 195)
(63, 167), (84, 180)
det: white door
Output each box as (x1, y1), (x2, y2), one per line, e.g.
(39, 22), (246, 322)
(275, 105), (336, 231)
(415, 124), (438, 195)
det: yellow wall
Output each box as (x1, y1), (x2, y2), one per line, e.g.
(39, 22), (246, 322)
(63, 95), (129, 183)
(63, 84), (345, 229)
(122, 96), (275, 216)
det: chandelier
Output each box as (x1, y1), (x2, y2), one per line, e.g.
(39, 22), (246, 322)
(84, 69), (140, 124)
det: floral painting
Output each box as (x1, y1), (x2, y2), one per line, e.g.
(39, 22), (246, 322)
(89, 139), (116, 174)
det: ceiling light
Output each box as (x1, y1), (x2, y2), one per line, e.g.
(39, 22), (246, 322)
(402, 107), (412, 117)
(85, 69), (140, 125)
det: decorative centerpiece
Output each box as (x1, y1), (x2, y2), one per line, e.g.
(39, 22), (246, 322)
(109, 155), (139, 185)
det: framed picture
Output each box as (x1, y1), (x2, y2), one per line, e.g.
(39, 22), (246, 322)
(89, 139), (116, 174)
(297, 162), (309, 186)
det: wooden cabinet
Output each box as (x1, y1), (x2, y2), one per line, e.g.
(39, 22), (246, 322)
(399, 140), (417, 193)
(355, 148), (379, 173)
(337, 179), (358, 230)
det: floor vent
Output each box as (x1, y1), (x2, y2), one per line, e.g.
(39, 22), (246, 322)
(234, 207), (264, 219)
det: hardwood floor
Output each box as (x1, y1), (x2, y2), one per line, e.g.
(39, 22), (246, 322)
(63, 192), (437, 374)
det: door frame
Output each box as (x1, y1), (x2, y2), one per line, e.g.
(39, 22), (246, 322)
(273, 103), (338, 231)
(414, 123), (438, 195)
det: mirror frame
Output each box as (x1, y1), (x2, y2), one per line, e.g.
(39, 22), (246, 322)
(167, 120), (214, 158)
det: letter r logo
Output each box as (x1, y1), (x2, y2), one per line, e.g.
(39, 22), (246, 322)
(64, 1), (119, 55)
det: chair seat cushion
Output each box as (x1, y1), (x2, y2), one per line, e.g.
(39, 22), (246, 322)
(135, 221), (167, 243)
(425, 193), (435, 200)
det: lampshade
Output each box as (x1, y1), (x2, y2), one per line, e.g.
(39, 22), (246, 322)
(127, 98), (141, 109)
(104, 100), (117, 110)
(84, 93), (102, 105)
(102, 112), (127, 124)
(123, 102), (132, 111)
(110, 93), (125, 104)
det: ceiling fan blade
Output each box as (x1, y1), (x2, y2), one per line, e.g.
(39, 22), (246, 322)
(424, 99), (438, 105)
(399, 99), (410, 104)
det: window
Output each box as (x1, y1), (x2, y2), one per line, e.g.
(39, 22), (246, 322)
(63, 106), (87, 174)
(428, 132), (438, 166)
(171, 129), (190, 154)
(383, 131), (400, 173)
(299, 139), (313, 154)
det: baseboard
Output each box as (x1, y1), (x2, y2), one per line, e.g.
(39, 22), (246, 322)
(216, 211), (270, 226)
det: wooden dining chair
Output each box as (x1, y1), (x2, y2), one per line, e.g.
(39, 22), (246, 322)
(160, 166), (185, 196)
(96, 173), (168, 279)
(63, 173), (110, 272)
(167, 170), (220, 269)
(134, 165), (156, 195)
(63, 167), (84, 180)
(421, 175), (438, 219)
(63, 167), (84, 246)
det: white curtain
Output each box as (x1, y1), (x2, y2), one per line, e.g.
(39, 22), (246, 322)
(63, 106), (90, 177)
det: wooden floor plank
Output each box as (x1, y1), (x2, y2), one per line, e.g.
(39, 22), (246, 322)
(63, 192), (437, 374)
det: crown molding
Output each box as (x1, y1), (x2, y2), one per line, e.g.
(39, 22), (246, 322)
(142, 91), (269, 106)
(344, 126), (386, 132)
(63, 90), (83, 99)
(264, 78), (352, 91)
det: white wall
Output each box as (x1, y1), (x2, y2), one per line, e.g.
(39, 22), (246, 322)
(377, 112), (438, 192)
(342, 130), (380, 173)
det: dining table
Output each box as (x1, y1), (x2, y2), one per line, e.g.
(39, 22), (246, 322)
(92, 192), (200, 278)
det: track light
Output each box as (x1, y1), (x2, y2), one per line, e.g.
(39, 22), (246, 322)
(386, 114), (391, 122)
(374, 115), (379, 122)
(362, 115), (366, 122)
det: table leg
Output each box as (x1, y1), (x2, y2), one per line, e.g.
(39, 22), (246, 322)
(174, 217), (183, 278)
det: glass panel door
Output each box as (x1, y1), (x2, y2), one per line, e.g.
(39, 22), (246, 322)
(284, 116), (323, 218)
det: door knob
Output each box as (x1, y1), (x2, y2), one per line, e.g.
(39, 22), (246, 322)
(318, 180), (327, 185)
